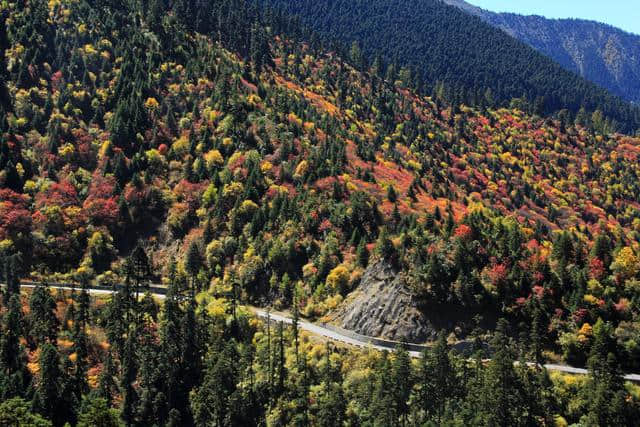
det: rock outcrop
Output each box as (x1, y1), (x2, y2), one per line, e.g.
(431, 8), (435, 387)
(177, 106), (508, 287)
(331, 261), (435, 343)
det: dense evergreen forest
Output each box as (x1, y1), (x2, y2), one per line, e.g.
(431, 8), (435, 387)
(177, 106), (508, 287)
(2, 0), (640, 425)
(443, 0), (640, 104)
(2, 275), (638, 426)
(261, 0), (640, 133)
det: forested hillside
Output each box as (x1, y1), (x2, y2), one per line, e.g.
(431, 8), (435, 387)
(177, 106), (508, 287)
(2, 0), (640, 425)
(262, 0), (640, 133)
(444, 0), (640, 104)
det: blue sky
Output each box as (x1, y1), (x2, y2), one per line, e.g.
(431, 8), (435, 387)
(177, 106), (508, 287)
(467, 0), (640, 35)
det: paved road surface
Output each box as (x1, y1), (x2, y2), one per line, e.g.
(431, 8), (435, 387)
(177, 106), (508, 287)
(254, 309), (424, 358)
(11, 283), (640, 382)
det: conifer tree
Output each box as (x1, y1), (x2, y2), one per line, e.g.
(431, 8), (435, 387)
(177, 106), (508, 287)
(28, 283), (59, 347)
(417, 333), (457, 423)
(97, 351), (118, 406)
(386, 184), (397, 203)
(0, 10), (10, 112)
(2, 253), (21, 303)
(481, 320), (527, 427)
(191, 342), (238, 427)
(159, 260), (183, 415)
(73, 285), (90, 396)
(591, 233), (612, 266)
(529, 302), (545, 365)
(129, 244), (151, 301)
(0, 295), (30, 400)
(76, 396), (123, 427)
(135, 317), (163, 425)
(314, 346), (346, 427)
(583, 318), (636, 425)
(102, 290), (128, 360)
(391, 346), (412, 425)
(173, 297), (203, 424)
(0, 397), (51, 427)
(120, 327), (138, 426)
(32, 343), (70, 426)
(375, 227), (396, 266)
(370, 352), (397, 426)
(356, 239), (369, 268)
(292, 289), (300, 364)
(185, 241), (202, 295)
(276, 320), (286, 397)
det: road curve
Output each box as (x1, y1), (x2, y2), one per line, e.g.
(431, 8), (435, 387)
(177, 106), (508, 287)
(9, 283), (640, 382)
(254, 309), (423, 358)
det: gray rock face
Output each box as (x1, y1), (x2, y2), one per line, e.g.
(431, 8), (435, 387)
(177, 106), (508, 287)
(333, 261), (435, 343)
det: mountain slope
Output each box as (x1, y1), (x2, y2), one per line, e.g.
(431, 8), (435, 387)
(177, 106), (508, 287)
(261, 0), (640, 132)
(4, 1), (640, 425)
(3, 0), (640, 339)
(444, 0), (640, 103)
(3, 0), (640, 320)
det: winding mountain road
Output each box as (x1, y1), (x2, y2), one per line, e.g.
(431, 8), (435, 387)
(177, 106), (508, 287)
(254, 309), (423, 358)
(11, 283), (640, 382)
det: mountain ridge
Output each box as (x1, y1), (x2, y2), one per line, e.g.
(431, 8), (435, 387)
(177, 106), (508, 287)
(261, 0), (640, 132)
(443, 0), (640, 103)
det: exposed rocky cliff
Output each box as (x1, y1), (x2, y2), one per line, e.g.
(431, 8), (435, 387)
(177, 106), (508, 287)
(331, 262), (436, 343)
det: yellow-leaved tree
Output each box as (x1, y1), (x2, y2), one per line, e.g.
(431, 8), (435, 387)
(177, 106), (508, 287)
(326, 264), (350, 294)
(611, 247), (639, 282)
